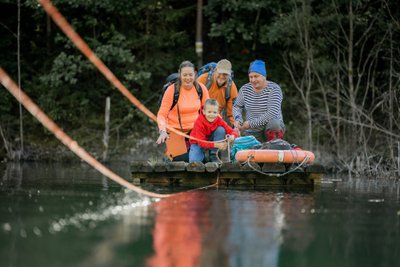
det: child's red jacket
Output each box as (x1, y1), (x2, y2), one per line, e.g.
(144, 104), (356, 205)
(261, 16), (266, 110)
(189, 111), (239, 148)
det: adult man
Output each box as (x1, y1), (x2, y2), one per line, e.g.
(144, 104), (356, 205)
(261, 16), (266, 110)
(197, 59), (238, 126)
(233, 59), (285, 142)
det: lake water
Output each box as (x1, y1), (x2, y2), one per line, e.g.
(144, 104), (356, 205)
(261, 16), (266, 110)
(0, 162), (399, 267)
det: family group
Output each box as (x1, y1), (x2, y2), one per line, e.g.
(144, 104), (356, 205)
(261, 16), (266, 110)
(156, 59), (285, 163)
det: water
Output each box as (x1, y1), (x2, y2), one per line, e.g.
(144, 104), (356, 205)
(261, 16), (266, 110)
(0, 162), (399, 267)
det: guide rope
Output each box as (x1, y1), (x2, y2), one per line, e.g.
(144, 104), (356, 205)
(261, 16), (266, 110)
(0, 68), (172, 198)
(37, 0), (223, 146)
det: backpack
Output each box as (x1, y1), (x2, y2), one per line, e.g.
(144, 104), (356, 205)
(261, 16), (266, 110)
(259, 139), (292, 150)
(198, 62), (234, 101)
(158, 73), (203, 110)
(231, 135), (261, 160)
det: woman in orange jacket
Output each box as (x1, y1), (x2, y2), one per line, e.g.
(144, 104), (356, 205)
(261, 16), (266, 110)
(156, 61), (209, 161)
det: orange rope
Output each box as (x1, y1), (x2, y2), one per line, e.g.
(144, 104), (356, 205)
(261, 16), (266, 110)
(37, 0), (221, 145)
(0, 67), (171, 198)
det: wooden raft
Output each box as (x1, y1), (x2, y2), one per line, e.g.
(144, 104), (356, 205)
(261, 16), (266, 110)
(131, 161), (325, 188)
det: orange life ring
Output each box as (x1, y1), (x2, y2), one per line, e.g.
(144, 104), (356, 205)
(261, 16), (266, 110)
(235, 149), (315, 164)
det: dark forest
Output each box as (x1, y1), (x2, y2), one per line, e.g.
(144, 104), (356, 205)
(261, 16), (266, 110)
(0, 0), (399, 176)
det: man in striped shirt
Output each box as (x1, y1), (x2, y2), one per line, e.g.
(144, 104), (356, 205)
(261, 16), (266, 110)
(233, 59), (285, 142)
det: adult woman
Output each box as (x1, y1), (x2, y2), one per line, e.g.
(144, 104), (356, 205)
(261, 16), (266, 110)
(156, 60), (209, 161)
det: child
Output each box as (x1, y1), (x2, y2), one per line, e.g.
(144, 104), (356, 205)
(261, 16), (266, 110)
(189, 99), (239, 162)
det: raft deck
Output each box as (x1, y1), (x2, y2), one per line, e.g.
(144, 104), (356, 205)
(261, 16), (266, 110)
(131, 161), (325, 188)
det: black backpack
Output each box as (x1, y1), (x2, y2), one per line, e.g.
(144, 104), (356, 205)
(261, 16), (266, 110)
(198, 62), (234, 101)
(158, 73), (203, 110)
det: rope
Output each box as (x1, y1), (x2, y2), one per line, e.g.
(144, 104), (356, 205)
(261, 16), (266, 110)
(243, 152), (310, 177)
(0, 68), (171, 199)
(3, 1), (246, 196)
(188, 171), (221, 191)
(227, 135), (231, 162)
(37, 0), (216, 146)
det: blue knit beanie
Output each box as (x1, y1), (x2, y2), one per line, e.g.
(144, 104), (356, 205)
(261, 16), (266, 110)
(248, 60), (267, 76)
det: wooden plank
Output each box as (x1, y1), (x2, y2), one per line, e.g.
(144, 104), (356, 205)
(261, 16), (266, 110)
(220, 162), (242, 172)
(219, 172), (246, 179)
(205, 162), (219, 172)
(285, 173), (310, 185)
(166, 161), (187, 172)
(153, 162), (167, 172)
(186, 162), (206, 172)
(308, 173), (322, 185)
(285, 163), (305, 173)
(130, 161), (153, 172)
(254, 176), (283, 186)
(262, 163), (286, 173)
(305, 164), (326, 173)
(240, 162), (261, 172)
(179, 173), (217, 186)
(130, 160), (323, 188)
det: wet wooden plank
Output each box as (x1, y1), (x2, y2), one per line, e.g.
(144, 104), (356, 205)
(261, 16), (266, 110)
(153, 162), (167, 172)
(179, 173), (218, 186)
(254, 176), (284, 186)
(133, 177), (171, 185)
(262, 163), (286, 173)
(187, 162), (205, 172)
(130, 161), (153, 172)
(205, 162), (219, 172)
(130, 160), (324, 188)
(305, 164), (325, 173)
(240, 162), (261, 172)
(219, 162), (242, 172)
(286, 163), (305, 173)
(166, 161), (187, 172)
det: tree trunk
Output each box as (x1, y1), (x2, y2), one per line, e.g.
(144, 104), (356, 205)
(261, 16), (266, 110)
(17, 0), (23, 160)
(102, 97), (111, 162)
(195, 0), (203, 68)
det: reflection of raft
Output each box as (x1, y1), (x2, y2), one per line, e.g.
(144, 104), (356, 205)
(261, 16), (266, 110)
(235, 149), (315, 164)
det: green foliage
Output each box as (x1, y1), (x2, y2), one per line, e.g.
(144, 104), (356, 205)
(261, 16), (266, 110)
(1, 0), (399, 168)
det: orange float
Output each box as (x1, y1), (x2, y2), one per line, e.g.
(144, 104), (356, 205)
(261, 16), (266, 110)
(235, 149), (315, 164)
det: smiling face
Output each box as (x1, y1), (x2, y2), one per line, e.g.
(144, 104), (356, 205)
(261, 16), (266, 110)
(203, 103), (219, 123)
(180, 66), (195, 89)
(248, 72), (267, 92)
(216, 71), (229, 87)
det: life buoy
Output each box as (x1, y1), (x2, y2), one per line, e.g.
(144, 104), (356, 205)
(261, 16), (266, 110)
(235, 149), (315, 164)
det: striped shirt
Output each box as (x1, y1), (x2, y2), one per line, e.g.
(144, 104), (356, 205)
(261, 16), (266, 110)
(233, 81), (283, 132)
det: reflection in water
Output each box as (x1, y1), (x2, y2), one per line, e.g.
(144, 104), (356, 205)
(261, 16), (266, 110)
(146, 192), (211, 267)
(2, 162), (399, 267)
(0, 162), (157, 267)
(72, 191), (156, 267)
(146, 190), (315, 267)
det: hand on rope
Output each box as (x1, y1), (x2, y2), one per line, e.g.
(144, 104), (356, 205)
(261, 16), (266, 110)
(226, 134), (235, 143)
(233, 121), (242, 134)
(234, 121), (250, 134)
(214, 141), (228, 151)
(213, 134), (237, 163)
(213, 134), (236, 151)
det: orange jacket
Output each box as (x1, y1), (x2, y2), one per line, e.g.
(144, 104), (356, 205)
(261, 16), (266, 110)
(157, 83), (209, 133)
(197, 72), (238, 125)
